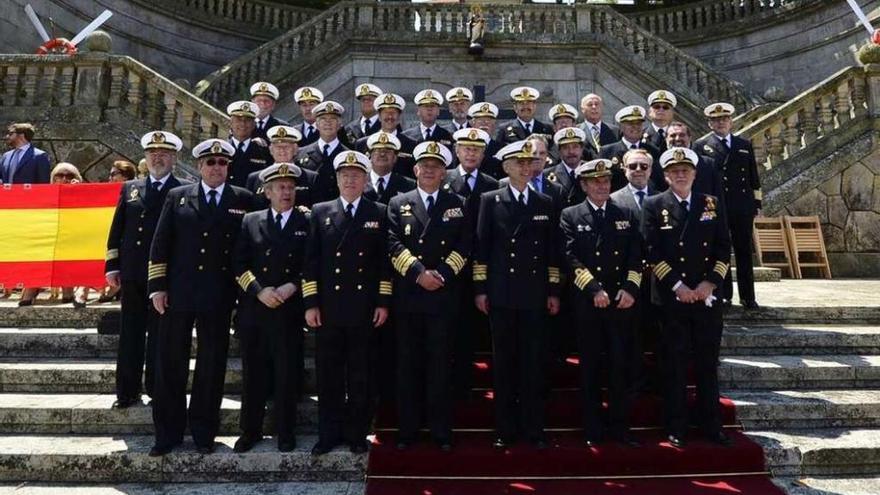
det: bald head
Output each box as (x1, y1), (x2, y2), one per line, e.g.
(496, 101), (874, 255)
(580, 93), (604, 125)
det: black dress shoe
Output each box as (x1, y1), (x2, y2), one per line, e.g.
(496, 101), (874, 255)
(349, 440), (368, 454)
(72, 299), (87, 309)
(17, 299), (34, 307)
(311, 441), (335, 456)
(667, 434), (686, 448)
(233, 434), (262, 453)
(148, 443), (176, 457)
(742, 300), (760, 310)
(278, 440), (296, 452)
(111, 397), (139, 409)
(492, 437), (509, 450)
(195, 443), (215, 455)
(707, 431), (733, 447)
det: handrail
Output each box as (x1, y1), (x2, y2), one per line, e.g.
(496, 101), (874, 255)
(176, 0), (319, 32)
(628, 0), (817, 37)
(196, 1), (754, 110)
(737, 65), (868, 170)
(0, 53), (229, 154)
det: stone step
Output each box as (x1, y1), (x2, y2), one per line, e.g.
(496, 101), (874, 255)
(721, 325), (880, 356)
(0, 358), (315, 394)
(727, 389), (880, 429)
(0, 482), (366, 495)
(0, 435), (365, 483)
(751, 427), (880, 477)
(720, 355), (880, 389)
(0, 393), (318, 435)
(735, 266), (781, 282)
(773, 476), (880, 495)
(0, 482), (366, 494)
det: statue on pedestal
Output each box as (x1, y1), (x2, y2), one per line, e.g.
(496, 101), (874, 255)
(468, 5), (486, 55)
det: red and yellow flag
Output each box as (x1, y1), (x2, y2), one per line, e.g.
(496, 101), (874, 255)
(0, 183), (121, 288)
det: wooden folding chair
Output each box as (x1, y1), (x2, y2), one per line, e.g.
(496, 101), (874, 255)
(753, 217), (796, 278)
(783, 216), (832, 279)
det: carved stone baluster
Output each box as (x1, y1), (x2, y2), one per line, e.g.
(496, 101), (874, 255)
(127, 71), (143, 118)
(180, 106), (196, 149)
(145, 85), (161, 129)
(59, 66), (76, 106)
(852, 74), (868, 119)
(783, 111), (801, 158)
(163, 94), (178, 132)
(751, 131), (768, 169)
(800, 97), (818, 146)
(3, 65), (20, 106)
(106, 64), (125, 109)
(21, 65), (39, 107)
(766, 122), (785, 167)
(835, 80), (853, 126)
(40, 65), (58, 106)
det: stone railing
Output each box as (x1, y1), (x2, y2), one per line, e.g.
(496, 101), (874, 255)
(737, 66), (869, 170)
(176, 0), (319, 31)
(629, 0), (817, 37)
(197, 1), (753, 110)
(0, 53), (229, 151)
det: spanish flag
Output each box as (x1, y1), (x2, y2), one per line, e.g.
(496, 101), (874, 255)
(0, 183), (121, 288)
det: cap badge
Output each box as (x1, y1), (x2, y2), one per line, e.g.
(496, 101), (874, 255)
(596, 161), (606, 172)
(259, 83), (269, 92)
(456, 88), (464, 97)
(384, 94), (396, 104)
(631, 107), (641, 117)
(326, 103), (335, 113)
(345, 152), (357, 164)
(468, 129), (479, 140)
(359, 85), (370, 96)
(565, 129), (575, 138)
(673, 149), (686, 161)
(378, 133), (389, 144)
(303, 88), (312, 98)
(425, 90), (434, 100)
(714, 104), (723, 114)
(240, 102), (251, 112)
(522, 141), (533, 154)
(520, 88), (530, 98)
(480, 103), (490, 113)
(657, 91), (666, 100)
(276, 127), (288, 138)
(278, 163), (289, 176)
(210, 142), (223, 154)
(427, 142), (440, 154)
(151, 132), (165, 144)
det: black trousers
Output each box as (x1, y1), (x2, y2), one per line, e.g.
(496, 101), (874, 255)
(152, 309), (231, 448)
(396, 311), (452, 442)
(631, 270), (662, 395)
(489, 308), (546, 442)
(315, 323), (371, 445)
(724, 213), (756, 303)
(576, 304), (635, 439)
(238, 304), (303, 445)
(115, 280), (158, 401)
(451, 284), (488, 398)
(661, 304), (723, 437)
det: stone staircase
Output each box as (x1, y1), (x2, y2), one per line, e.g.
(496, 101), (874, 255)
(0, 280), (878, 493)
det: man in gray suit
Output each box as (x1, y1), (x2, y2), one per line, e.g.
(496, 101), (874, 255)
(610, 149), (658, 395)
(1, 123), (51, 185)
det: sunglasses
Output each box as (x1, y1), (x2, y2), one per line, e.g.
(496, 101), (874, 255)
(627, 162), (651, 171)
(652, 104), (672, 111)
(205, 158), (229, 167)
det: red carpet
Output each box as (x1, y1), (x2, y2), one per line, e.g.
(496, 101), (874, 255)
(365, 355), (784, 495)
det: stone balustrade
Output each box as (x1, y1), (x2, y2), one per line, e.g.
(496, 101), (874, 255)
(737, 66), (869, 170)
(629, 0), (815, 36)
(0, 53), (229, 152)
(177, 0), (318, 31)
(196, 1), (752, 111)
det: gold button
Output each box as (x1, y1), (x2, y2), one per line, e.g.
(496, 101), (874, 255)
(138, 227), (143, 232)
(681, 273), (687, 277)
(266, 249), (271, 256)
(224, 250), (229, 254)
(510, 253), (515, 258)
(226, 233), (231, 238)
(336, 252), (341, 257)
(509, 268), (515, 273)
(511, 239), (516, 244)
(703, 242), (708, 247)
(440, 241), (445, 245)
(198, 265), (204, 270)
(140, 213), (145, 219)
(533, 256), (538, 260)
(595, 251), (600, 256)
(678, 242), (684, 246)
(418, 240), (423, 244)
(357, 284), (362, 290)
(221, 266), (227, 271)
(335, 268), (341, 274)
(200, 248), (206, 253)
(418, 255), (423, 260)
(334, 285), (340, 290)
(705, 257), (709, 261)
(285, 269), (290, 273)
(203, 232), (208, 237)
(597, 267), (602, 271)
(680, 257), (685, 262)
(534, 241), (539, 245)
(614, 251), (619, 255)
(532, 270), (536, 274)
(615, 266), (619, 270)
(359, 252), (364, 256)
(136, 241), (141, 246)
(262, 267), (268, 272)
(358, 268), (363, 273)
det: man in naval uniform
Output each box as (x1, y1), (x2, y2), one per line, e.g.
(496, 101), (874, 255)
(294, 86), (324, 147)
(296, 101), (350, 204)
(343, 83), (383, 147)
(644, 90), (677, 153)
(403, 89), (454, 147)
(354, 93), (417, 178)
(496, 86), (554, 145)
(444, 86), (473, 134)
(227, 100), (272, 188)
(246, 125), (318, 210)
(599, 105), (663, 192)
(250, 82), (288, 142)
(544, 127), (589, 208)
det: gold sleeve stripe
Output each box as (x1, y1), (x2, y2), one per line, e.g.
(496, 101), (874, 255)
(301, 279), (318, 297)
(713, 261), (729, 278)
(548, 266), (561, 284)
(627, 270), (642, 287)
(653, 261), (672, 280)
(105, 249), (119, 261)
(147, 262), (167, 280)
(446, 251), (467, 275)
(573, 268), (594, 290)
(392, 249), (419, 276)
(472, 262), (487, 281)
(379, 280), (393, 295)
(754, 189), (763, 200)
(237, 271), (257, 292)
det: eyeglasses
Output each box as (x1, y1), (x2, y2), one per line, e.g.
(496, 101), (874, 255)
(205, 158), (229, 167)
(54, 172), (77, 179)
(626, 162), (651, 171)
(652, 104), (672, 111)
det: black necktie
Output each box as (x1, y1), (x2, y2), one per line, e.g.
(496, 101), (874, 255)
(722, 138), (730, 150)
(465, 173), (474, 194)
(424, 128), (432, 141)
(658, 128), (665, 140)
(151, 181), (161, 193)
(258, 119), (264, 130)
(630, 143), (637, 150)
(207, 190), (218, 211)
(680, 199), (689, 213)
(275, 212), (283, 230)
(345, 202), (354, 219)
(362, 119), (368, 134)
(323, 144), (330, 158)
(377, 177), (386, 197)
(595, 208), (605, 223)
(236, 141), (245, 154)
(525, 123), (531, 134)
(568, 170), (576, 184)
(518, 192), (526, 207)
(307, 125), (314, 139)
(426, 195), (435, 213)
(636, 190), (645, 207)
